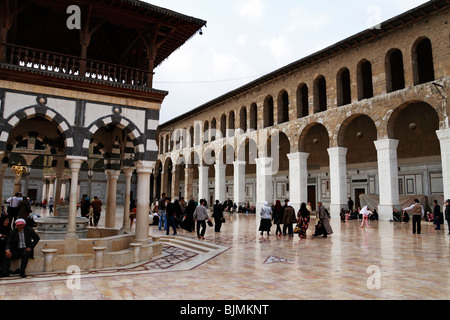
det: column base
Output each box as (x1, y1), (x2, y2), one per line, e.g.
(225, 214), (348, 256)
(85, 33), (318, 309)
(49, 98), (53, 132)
(330, 204), (347, 218)
(377, 204), (400, 221)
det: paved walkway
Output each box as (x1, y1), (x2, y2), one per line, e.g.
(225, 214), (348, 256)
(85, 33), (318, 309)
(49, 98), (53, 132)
(0, 206), (449, 300)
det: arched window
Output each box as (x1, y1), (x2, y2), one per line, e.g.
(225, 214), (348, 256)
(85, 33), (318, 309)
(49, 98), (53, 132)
(277, 90), (289, 124)
(357, 59), (373, 100)
(165, 135), (170, 153)
(314, 76), (327, 113)
(189, 127), (194, 147)
(413, 37), (435, 85)
(239, 107), (247, 133)
(337, 68), (351, 106)
(386, 49), (405, 93)
(195, 123), (201, 146)
(220, 114), (227, 139)
(264, 96), (274, 128)
(211, 118), (217, 141)
(203, 121), (209, 143)
(297, 83), (309, 118)
(228, 111), (235, 137)
(250, 103), (257, 131)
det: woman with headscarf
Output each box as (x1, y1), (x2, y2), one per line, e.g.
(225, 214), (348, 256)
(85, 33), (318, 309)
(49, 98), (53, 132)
(259, 201), (272, 236)
(272, 200), (283, 236)
(180, 199), (196, 232)
(297, 202), (310, 239)
(359, 206), (372, 228)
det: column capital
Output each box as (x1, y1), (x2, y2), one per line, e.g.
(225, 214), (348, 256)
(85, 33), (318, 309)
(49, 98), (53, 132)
(122, 166), (136, 176)
(135, 161), (155, 174)
(327, 147), (348, 157)
(105, 169), (121, 179)
(287, 152), (309, 160)
(436, 128), (450, 140)
(374, 139), (399, 151)
(233, 160), (247, 166)
(66, 156), (87, 171)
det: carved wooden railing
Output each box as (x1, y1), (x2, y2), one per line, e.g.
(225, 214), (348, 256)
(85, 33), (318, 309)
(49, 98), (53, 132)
(1, 43), (150, 88)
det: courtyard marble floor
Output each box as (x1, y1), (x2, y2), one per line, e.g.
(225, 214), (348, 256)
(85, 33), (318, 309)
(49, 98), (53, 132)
(0, 206), (449, 301)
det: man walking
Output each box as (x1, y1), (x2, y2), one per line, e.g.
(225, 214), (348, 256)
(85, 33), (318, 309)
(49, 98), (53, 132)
(403, 199), (424, 234)
(158, 193), (167, 231)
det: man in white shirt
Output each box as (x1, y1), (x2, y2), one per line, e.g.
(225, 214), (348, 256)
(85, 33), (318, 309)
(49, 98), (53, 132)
(6, 193), (22, 226)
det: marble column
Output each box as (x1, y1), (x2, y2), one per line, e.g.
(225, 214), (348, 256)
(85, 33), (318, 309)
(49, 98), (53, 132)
(105, 170), (121, 229)
(233, 161), (246, 207)
(214, 162), (226, 203)
(65, 156), (86, 249)
(436, 129), (450, 201)
(327, 147), (348, 216)
(135, 161), (153, 244)
(198, 165), (209, 202)
(60, 180), (67, 201)
(161, 170), (168, 196)
(184, 165), (194, 201)
(255, 157), (273, 217)
(287, 152), (309, 212)
(374, 139), (400, 221)
(122, 167), (135, 232)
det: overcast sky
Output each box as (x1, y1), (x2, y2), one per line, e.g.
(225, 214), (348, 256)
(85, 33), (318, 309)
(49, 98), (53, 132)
(145, 0), (429, 124)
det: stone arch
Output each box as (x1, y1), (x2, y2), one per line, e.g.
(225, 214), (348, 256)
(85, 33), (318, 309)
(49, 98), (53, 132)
(313, 75), (327, 113)
(387, 101), (440, 160)
(0, 105), (74, 154)
(337, 114), (378, 164)
(266, 130), (290, 173)
(299, 122), (330, 169)
(237, 137), (258, 175)
(84, 115), (145, 161)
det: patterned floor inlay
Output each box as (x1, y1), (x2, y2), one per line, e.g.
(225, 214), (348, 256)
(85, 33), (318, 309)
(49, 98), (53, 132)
(263, 255), (294, 264)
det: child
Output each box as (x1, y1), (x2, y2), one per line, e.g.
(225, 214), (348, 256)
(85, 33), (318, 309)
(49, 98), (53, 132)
(360, 206), (372, 228)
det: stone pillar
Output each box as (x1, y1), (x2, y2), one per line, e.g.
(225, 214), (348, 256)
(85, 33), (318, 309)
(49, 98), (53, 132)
(65, 156), (86, 251)
(233, 161), (246, 207)
(198, 165), (209, 202)
(374, 139), (400, 221)
(184, 165), (194, 201)
(41, 178), (48, 203)
(287, 152), (309, 212)
(135, 161), (153, 244)
(255, 157), (273, 218)
(104, 170), (121, 229)
(214, 162), (226, 203)
(327, 147), (348, 216)
(437, 129), (450, 201)
(161, 170), (168, 196)
(122, 167), (135, 232)
(60, 180), (67, 201)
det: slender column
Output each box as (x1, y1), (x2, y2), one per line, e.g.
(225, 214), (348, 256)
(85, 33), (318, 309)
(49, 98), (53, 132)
(255, 157), (273, 216)
(184, 165), (194, 200)
(66, 156), (86, 242)
(161, 171), (168, 196)
(214, 162), (226, 203)
(122, 167), (135, 232)
(436, 129), (450, 201)
(41, 178), (48, 203)
(198, 165), (209, 202)
(135, 161), (154, 244)
(171, 167), (180, 200)
(47, 178), (55, 203)
(374, 139), (400, 221)
(0, 163), (8, 204)
(233, 161), (246, 207)
(287, 152), (309, 212)
(60, 180), (67, 201)
(327, 147), (348, 217)
(53, 168), (64, 216)
(104, 170), (121, 229)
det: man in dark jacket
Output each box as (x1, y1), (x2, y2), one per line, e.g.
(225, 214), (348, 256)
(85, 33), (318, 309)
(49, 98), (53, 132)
(1, 218), (40, 278)
(433, 200), (442, 230)
(445, 199), (450, 235)
(165, 198), (177, 236)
